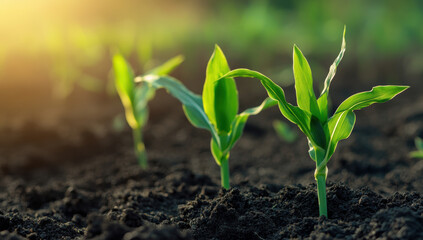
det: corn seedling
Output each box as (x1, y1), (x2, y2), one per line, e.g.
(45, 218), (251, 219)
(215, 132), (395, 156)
(218, 27), (408, 217)
(136, 45), (276, 189)
(113, 53), (184, 168)
(410, 137), (423, 158)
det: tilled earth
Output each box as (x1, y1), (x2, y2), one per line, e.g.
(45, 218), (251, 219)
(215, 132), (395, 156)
(0, 82), (422, 239)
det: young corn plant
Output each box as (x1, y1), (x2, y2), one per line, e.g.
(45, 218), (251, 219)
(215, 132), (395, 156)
(218, 27), (408, 217)
(410, 137), (423, 158)
(136, 45), (276, 189)
(113, 53), (184, 168)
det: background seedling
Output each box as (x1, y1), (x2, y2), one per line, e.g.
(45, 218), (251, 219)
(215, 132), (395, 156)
(273, 120), (298, 143)
(113, 54), (183, 168)
(219, 27), (408, 217)
(136, 45), (276, 189)
(410, 137), (423, 158)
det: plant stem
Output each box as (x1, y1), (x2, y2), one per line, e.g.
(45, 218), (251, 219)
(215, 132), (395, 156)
(220, 155), (230, 189)
(314, 147), (328, 217)
(133, 127), (147, 169)
(316, 174), (327, 217)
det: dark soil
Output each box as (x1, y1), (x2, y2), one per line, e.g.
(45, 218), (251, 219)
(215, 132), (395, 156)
(0, 77), (422, 239)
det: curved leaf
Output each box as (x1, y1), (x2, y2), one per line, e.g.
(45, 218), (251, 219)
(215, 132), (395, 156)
(335, 85), (409, 114)
(210, 138), (223, 165)
(328, 111), (356, 160)
(203, 45), (238, 134)
(226, 98), (277, 151)
(147, 55), (185, 76)
(113, 54), (137, 128)
(317, 85), (408, 172)
(317, 26), (346, 120)
(316, 110), (356, 173)
(221, 68), (325, 148)
(136, 75), (220, 145)
(293, 45), (320, 119)
(239, 97), (277, 116)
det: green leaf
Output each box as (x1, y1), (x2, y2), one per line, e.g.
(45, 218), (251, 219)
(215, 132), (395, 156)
(410, 151), (423, 159)
(310, 116), (327, 149)
(415, 137), (423, 151)
(335, 85), (409, 114)
(308, 140), (326, 163)
(317, 26), (346, 120)
(221, 68), (324, 148)
(147, 55), (185, 76)
(316, 85), (408, 172)
(203, 45), (238, 134)
(241, 97), (277, 116)
(326, 110), (356, 162)
(210, 138), (223, 165)
(293, 45), (321, 119)
(226, 98), (277, 151)
(210, 98), (276, 165)
(113, 53), (137, 128)
(136, 75), (220, 145)
(133, 84), (155, 127)
(308, 140), (317, 161)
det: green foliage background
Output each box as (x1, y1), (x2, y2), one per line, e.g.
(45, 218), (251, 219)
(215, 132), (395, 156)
(0, 0), (421, 98)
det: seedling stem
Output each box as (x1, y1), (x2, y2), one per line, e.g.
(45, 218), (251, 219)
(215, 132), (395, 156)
(220, 154), (230, 189)
(314, 147), (328, 216)
(133, 127), (147, 169)
(316, 174), (327, 217)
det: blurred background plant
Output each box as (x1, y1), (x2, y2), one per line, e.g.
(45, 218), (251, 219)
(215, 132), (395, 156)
(273, 120), (298, 143)
(0, 0), (421, 115)
(410, 137), (423, 158)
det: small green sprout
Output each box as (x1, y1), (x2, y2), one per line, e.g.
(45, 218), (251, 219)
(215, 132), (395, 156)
(113, 53), (183, 168)
(273, 120), (298, 143)
(219, 27), (408, 217)
(410, 137), (423, 158)
(136, 45), (276, 189)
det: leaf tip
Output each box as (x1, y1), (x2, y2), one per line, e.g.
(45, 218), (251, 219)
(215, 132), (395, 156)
(292, 44), (301, 61)
(180, 55), (186, 61)
(293, 44), (304, 58)
(214, 44), (223, 53)
(209, 44), (226, 65)
(112, 52), (123, 63)
(395, 85), (410, 94)
(342, 26), (346, 49)
(174, 54), (185, 63)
